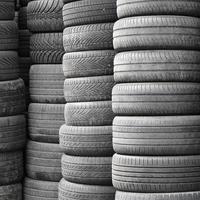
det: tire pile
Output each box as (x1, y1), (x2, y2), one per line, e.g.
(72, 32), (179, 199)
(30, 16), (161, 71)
(58, 0), (117, 199)
(24, 0), (65, 199)
(0, 0), (26, 199)
(112, 0), (200, 199)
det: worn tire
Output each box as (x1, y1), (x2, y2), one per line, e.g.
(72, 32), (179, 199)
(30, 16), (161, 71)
(59, 179), (115, 200)
(112, 83), (200, 115)
(64, 76), (114, 102)
(28, 103), (65, 143)
(114, 50), (200, 83)
(0, 0), (15, 20)
(63, 0), (117, 27)
(63, 51), (114, 78)
(24, 178), (58, 200)
(63, 23), (113, 52)
(59, 124), (113, 156)
(65, 101), (114, 126)
(30, 33), (64, 64)
(26, 141), (62, 182)
(30, 65), (65, 103)
(113, 16), (200, 51)
(19, 57), (31, 86)
(27, 0), (63, 32)
(0, 79), (26, 117)
(0, 184), (22, 200)
(19, 30), (31, 57)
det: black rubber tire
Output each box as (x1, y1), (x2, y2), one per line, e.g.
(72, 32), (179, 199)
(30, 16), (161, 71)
(0, 51), (19, 81)
(26, 140), (62, 182)
(0, 78), (26, 117)
(24, 178), (58, 200)
(0, 115), (26, 152)
(62, 154), (112, 185)
(19, 57), (31, 86)
(0, 151), (23, 185)
(112, 154), (200, 193)
(30, 32), (64, 64)
(64, 76), (114, 102)
(59, 179), (115, 200)
(28, 103), (65, 143)
(117, 0), (200, 19)
(63, 0), (117, 27)
(65, 101), (114, 126)
(29, 65), (65, 103)
(63, 23), (113, 52)
(59, 124), (113, 156)
(63, 50), (115, 78)
(20, 0), (30, 6)
(19, 30), (31, 57)
(113, 16), (200, 51)
(112, 82), (200, 115)
(113, 115), (200, 155)
(19, 7), (27, 29)
(27, 0), (63, 32)
(0, 183), (22, 200)
(114, 50), (200, 83)
(0, 0), (15, 20)
(0, 21), (18, 50)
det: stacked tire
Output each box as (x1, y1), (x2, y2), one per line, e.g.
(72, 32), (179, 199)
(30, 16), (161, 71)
(0, 0), (26, 199)
(112, 1), (200, 199)
(24, 0), (65, 199)
(58, 0), (117, 199)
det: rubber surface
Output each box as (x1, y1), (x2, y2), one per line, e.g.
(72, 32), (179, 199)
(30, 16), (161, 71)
(19, 57), (31, 86)
(19, 7), (27, 29)
(19, 30), (31, 57)
(0, 0), (15, 20)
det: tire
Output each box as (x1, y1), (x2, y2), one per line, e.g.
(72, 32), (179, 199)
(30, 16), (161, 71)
(63, 23), (114, 52)
(28, 103), (65, 143)
(27, 0), (63, 32)
(24, 178), (58, 200)
(59, 124), (113, 156)
(113, 16), (200, 51)
(20, 0), (30, 6)
(63, 50), (115, 78)
(19, 30), (31, 57)
(0, 115), (26, 152)
(0, 21), (18, 50)
(114, 50), (200, 83)
(112, 82), (200, 115)
(19, 7), (27, 29)
(29, 65), (65, 103)
(30, 33), (64, 64)
(113, 115), (200, 155)
(65, 101), (114, 126)
(0, 184), (22, 200)
(0, 0), (15, 20)
(63, 0), (117, 27)
(26, 141), (62, 182)
(0, 51), (19, 81)
(112, 154), (200, 193)
(115, 191), (200, 200)
(61, 155), (112, 185)
(19, 57), (31, 86)
(64, 76), (114, 102)
(117, 0), (200, 19)
(59, 179), (115, 200)
(0, 79), (26, 117)
(0, 151), (23, 185)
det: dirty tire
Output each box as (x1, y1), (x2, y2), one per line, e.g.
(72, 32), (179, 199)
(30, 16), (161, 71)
(59, 124), (113, 156)
(61, 155), (112, 185)
(113, 16), (200, 51)
(114, 50), (200, 83)
(19, 57), (31, 86)
(30, 65), (65, 103)
(59, 179), (115, 200)
(112, 82), (200, 115)
(28, 103), (65, 143)
(0, 0), (15, 20)
(26, 141), (62, 181)
(65, 101), (114, 126)
(64, 76), (114, 102)
(63, 23), (113, 52)
(0, 184), (22, 200)
(19, 30), (31, 57)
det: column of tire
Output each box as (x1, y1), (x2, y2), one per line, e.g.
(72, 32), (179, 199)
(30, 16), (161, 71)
(24, 0), (65, 200)
(0, 0), (26, 199)
(58, 0), (117, 199)
(112, 1), (200, 200)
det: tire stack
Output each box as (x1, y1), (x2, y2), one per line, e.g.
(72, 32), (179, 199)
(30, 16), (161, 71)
(0, 0), (26, 199)
(112, 1), (200, 199)
(24, 0), (65, 199)
(58, 0), (117, 199)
